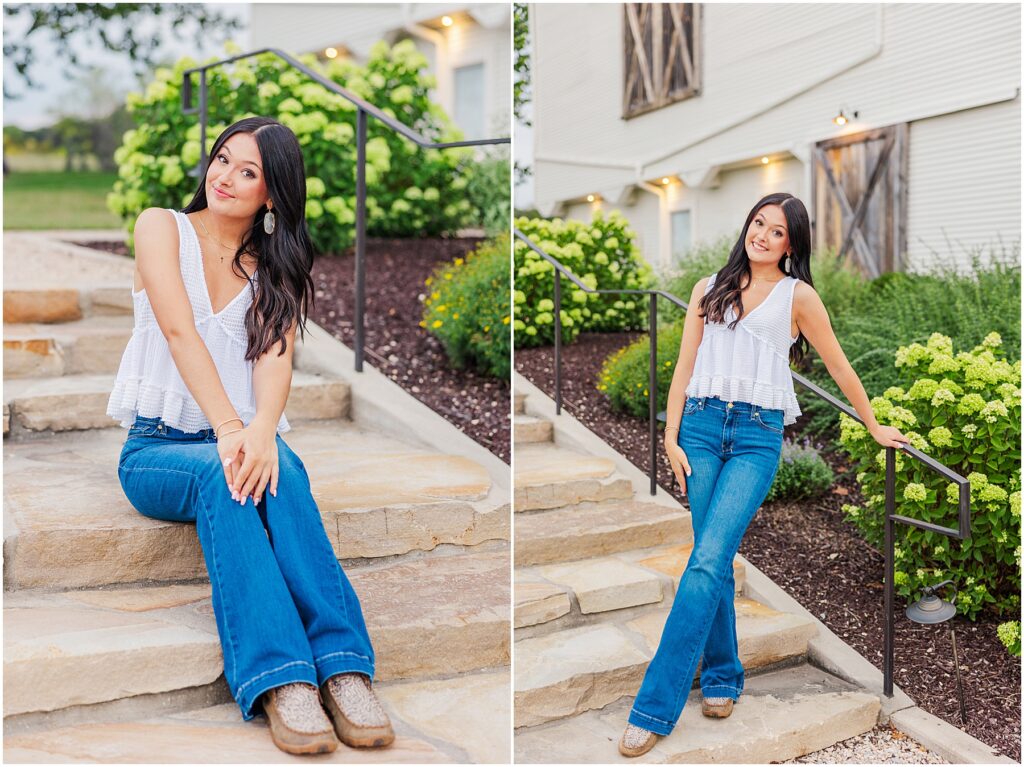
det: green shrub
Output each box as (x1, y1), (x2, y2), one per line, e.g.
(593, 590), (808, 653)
(464, 149), (510, 237)
(839, 332), (1021, 620)
(599, 323), (680, 418)
(765, 438), (835, 503)
(422, 235), (510, 379)
(107, 39), (480, 252)
(513, 211), (654, 347)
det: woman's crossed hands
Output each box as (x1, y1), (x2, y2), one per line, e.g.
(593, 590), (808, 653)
(216, 421), (280, 506)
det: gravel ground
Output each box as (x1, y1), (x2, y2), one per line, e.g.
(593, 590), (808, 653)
(77, 237), (511, 463)
(786, 724), (947, 764)
(516, 333), (1021, 762)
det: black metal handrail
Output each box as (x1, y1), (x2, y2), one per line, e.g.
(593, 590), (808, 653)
(182, 47), (510, 372)
(514, 226), (971, 698)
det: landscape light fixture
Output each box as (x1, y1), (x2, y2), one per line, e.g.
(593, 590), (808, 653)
(324, 47), (338, 59)
(906, 580), (967, 725)
(833, 107), (859, 126)
(441, 15), (453, 27)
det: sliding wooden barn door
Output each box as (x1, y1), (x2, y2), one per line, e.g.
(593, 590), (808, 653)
(812, 124), (908, 277)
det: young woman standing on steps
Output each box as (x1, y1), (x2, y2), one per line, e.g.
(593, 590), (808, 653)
(618, 192), (910, 757)
(107, 116), (393, 756)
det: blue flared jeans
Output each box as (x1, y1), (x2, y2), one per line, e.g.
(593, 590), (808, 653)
(117, 415), (376, 720)
(629, 395), (784, 736)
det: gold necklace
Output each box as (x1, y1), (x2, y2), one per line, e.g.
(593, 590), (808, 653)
(197, 212), (239, 263)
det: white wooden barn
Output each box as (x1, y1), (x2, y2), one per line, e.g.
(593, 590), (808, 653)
(249, 3), (510, 141)
(528, 3), (1021, 276)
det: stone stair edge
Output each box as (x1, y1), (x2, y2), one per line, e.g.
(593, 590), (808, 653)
(4, 549), (510, 719)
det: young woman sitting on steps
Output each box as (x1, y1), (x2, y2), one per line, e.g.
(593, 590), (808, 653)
(618, 192), (909, 757)
(107, 116), (393, 756)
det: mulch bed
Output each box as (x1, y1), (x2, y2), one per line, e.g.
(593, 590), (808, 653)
(516, 332), (1021, 761)
(74, 237), (510, 463)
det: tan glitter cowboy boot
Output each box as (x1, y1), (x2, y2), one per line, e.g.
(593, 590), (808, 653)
(261, 682), (339, 755)
(701, 695), (735, 718)
(320, 673), (395, 748)
(619, 722), (659, 757)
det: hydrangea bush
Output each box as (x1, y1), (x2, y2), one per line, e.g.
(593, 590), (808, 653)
(421, 235), (511, 379)
(839, 332), (1021, 620)
(513, 211), (654, 347)
(107, 40), (479, 252)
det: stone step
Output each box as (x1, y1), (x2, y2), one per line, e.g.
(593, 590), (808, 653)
(3, 419), (507, 590)
(513, 596), (818, 728)
(3, 371), (350, 435)
(513, 663), (879, 763)
(514, 443), (633, 512)
(4, 668), (509, 763)
(514, 391), (526, 414)
(515, 544), (745, 629)
(514, 500), (692, 567)
(513, 414), (552, 444)
(3, 285), (133, 324)
(3, 550), (509, 718)
(4, 315), (134, 379)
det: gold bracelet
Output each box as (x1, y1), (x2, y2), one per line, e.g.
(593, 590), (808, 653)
(215, 417), (243, 437)
(217, 427), (244, 441)
(665, 425), (680, 433)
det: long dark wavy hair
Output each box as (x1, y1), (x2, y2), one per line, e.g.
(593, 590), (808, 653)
(697, 192), (813, 365)
(182, 116), (315, 362)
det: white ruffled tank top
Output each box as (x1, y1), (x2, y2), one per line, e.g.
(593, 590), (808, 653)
(106, 208), (290, 434)
(685, 272), (802, 426)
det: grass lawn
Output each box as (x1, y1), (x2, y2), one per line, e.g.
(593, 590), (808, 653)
(4, 171), (122, 230)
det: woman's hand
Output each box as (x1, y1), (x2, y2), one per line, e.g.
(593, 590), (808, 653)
(218, 420), (279, 505)
(870, 424), (911, 450)
(665, 437), (692, 496)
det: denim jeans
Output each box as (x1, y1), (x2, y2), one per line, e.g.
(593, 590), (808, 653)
(117, 415), (375, 720)
(629, 395), (784, 735)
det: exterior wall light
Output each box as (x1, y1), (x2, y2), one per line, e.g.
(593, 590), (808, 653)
(586, 194), (595, 202)
(661, 177), (671, 185)
(441, 15), (454, 27)
(833, 108), (859, 126)
(760, 156), (770, 165)
(324, 47), (338, 59)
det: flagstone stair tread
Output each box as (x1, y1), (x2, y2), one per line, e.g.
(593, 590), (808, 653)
(4, 419), (506, 589)
(513, 414), (554, 444)
(514, 500), (692, 567)
(512, 595), (816, 728)
(4, 667), (511, 764)
(513, 663), (880, 762)
(4, 550), (509, 717)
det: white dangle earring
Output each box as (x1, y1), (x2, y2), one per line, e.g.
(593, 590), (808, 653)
(263, 208), (276, 235)
(784, 253), (792, 274)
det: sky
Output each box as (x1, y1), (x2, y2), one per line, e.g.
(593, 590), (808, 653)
(2, 2), (251, 130)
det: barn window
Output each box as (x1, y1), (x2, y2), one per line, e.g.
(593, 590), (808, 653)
(623, 3), (701, 119)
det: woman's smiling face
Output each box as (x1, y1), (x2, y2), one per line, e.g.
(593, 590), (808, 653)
(745, 204), (790, 265)
(205, 132), (270, 216)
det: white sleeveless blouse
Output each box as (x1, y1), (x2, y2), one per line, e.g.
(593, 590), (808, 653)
(685, 272), (802, 426)
(106, 208), (290, 434)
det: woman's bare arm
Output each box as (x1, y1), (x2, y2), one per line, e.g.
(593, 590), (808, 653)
(231, 321), (297, 503)
(664, 277), (709, 434)
(794, 281), (908, 448)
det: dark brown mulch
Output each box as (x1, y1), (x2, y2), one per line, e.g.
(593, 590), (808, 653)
(74, 238), (510, 464)
(516, 332), (1021, 761)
